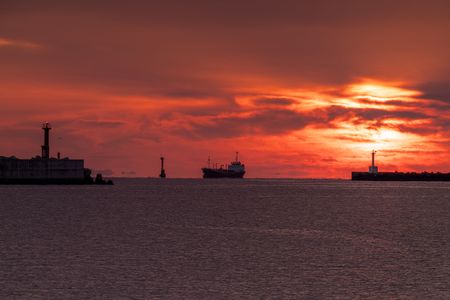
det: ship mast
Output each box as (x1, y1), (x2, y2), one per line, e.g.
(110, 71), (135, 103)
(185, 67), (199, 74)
(235, 151), (239, 162)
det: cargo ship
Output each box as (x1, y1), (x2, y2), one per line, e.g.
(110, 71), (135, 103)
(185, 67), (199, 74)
(202, 152), (245, 178)
(352, 150), (450, 181)
(0, 123), (112, 184)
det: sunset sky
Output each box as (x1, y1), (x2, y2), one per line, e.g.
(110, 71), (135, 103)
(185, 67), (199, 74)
(2, 1), (450, 178)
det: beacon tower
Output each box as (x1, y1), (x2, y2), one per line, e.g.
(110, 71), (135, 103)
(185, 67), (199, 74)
(41, 122), (51, 159)
(368, 150), (378, 174)
(160, 156), (166, 178)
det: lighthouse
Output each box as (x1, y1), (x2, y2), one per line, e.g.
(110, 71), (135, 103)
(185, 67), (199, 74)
(41, 122), (51, 159)
(368, 150), (378, 174)
(159, 156), (166, 178)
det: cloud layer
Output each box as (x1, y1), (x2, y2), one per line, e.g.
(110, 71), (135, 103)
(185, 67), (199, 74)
(2, 1), (450, 177)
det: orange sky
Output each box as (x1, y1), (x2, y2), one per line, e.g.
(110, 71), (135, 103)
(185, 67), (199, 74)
(2, 1), (450, 178)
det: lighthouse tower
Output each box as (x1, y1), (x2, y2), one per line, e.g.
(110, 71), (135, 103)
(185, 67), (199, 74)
(41, 122), (51, 159)
(368, 150), (378, 174)
(159, 156), (166, 178)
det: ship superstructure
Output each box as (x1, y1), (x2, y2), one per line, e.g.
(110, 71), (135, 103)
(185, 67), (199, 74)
(202, 152), (245, 178)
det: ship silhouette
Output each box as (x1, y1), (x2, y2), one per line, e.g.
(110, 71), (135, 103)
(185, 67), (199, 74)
(202, 152), (245, 178)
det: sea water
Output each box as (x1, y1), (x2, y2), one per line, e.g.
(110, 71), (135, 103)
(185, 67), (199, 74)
(0, 179), (449, 298)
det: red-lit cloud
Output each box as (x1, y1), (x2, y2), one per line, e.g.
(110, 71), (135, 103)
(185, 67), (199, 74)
(0, 37), (42, 49)
(2, 1), (450, 177)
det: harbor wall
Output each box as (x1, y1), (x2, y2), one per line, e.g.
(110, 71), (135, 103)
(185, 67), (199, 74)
(0, 158), (85, 179)
(352, 171), (450, 181)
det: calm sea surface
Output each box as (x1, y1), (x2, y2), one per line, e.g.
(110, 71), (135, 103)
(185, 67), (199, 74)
(1, 179), (450, 299)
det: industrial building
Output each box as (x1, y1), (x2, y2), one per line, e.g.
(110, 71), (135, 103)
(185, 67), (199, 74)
(0, 123), (111, 184)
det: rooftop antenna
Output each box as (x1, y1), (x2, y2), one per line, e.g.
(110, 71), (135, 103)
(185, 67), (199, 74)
(41, 122), (52, 159)
(159, 156), (166, 178)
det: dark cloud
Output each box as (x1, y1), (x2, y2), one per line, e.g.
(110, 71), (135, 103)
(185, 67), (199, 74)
(322, 106), (438, 134)
(253, 98), (297, 106)
(320, 106), (430, 123)
(334, 136), (374, 143)
(417, 81), (450, 103)
(161, 89), (229, 99)
(172, 102), (444, 139)
(176, 109), (315, 139)
(352, 109), (430, 121)
(394, 124), (439, 135)
(78, 120), (126, 128)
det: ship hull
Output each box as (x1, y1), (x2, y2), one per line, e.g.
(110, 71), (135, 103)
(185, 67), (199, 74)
(202, 168), (245, 178)
(352, 172), (450, 181)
